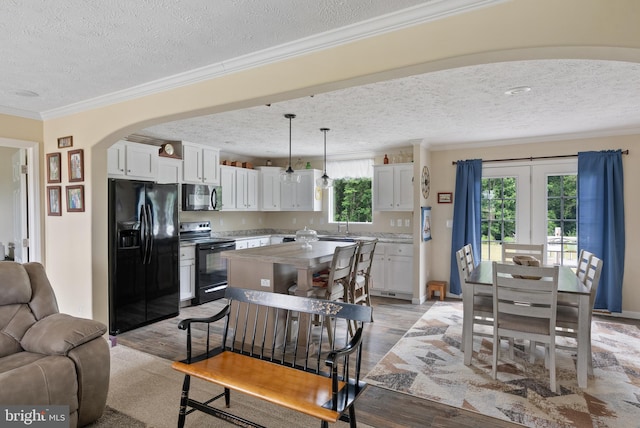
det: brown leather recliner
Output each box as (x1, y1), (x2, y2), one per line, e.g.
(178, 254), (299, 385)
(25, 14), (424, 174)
(0, 261), (110, 427)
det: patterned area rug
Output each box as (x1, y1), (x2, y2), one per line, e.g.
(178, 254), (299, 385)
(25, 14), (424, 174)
(364, 301), (640, 427)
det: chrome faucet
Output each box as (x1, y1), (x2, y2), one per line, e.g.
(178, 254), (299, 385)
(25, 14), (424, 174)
(338, 219), (350, 235)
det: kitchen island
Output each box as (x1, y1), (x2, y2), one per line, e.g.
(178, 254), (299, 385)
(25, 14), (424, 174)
(222, 240), (354, 296)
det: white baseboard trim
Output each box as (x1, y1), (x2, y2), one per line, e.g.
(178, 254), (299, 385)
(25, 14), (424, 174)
(596, 310), (640, 320)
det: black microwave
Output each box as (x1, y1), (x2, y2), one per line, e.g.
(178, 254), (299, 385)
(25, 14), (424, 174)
(182, 184), (222, 211)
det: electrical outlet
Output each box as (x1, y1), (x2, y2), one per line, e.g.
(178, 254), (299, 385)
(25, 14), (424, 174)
(292, 218), (297, 225)
(446, 219), (453, 228)
(241, 218), (246, 225)
(258, 217), (263, 224)
(319, 218), (325, 225)
(260, 279), (270, 287)
(219, 219), (224, 226)
(404, 219), (410, 227)
(309, 218), (314, 224)
(396, 219), (402, 227)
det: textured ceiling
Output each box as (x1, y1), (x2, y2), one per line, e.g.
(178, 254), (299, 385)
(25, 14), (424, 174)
(2, 0), (640, 159)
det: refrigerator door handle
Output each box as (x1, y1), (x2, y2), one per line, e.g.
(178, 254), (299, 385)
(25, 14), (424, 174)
(139, 205), (147, 261)
(145, 204), (153, 264)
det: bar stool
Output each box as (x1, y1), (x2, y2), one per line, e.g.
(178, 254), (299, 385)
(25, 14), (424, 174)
(427, 280), (447, 301)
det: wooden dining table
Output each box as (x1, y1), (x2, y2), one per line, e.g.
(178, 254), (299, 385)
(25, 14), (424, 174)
(464, 261), (591, 388)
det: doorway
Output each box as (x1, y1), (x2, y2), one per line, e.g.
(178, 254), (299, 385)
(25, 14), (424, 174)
(480, 160), (577, 266)
(0, 138), (41, 262)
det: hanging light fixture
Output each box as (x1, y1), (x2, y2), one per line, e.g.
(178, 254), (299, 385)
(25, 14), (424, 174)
(316, 127), (333, 189)
(280, 113), (301, 183)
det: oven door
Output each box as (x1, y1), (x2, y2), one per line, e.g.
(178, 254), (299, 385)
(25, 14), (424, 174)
(194, 241), (235, 304)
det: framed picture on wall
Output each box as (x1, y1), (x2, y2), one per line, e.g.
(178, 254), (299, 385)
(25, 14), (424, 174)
(438, 192), (453, 204)
(66, 185), (85, 212)
(46, 153), (61, 183)
(68, 149), (84, 182)
(57, 135), (73, 149)
(47, 186), (62, 216)
(421, 206), (432, 242)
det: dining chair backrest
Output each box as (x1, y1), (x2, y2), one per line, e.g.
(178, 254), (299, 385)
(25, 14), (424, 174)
(576, 249), (594, 283)
(455, 244), (475, 286)
(502, 243), (545, 264)
(492, 262), (560, 392)
(584, 255), (603, 309)
(348, 239), (377, 305)
(325, 243), (359, 301)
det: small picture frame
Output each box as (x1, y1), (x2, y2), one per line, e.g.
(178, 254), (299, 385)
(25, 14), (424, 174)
(57, 136), (73, 149)
(47, 186), (62, 216)
(438, 192), (453, 204)
(68, 149), (84, 182)
(421, 206), (432, 242)
(66, 185), (85, 212)
(46, 153), (61, 183)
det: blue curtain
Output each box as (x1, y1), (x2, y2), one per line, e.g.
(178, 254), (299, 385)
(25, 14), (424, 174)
(577, 150), (625, 312)
(449, 159), (482, 295)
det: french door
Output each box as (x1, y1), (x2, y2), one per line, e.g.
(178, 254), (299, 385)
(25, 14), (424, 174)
(480, 161), (577, 266)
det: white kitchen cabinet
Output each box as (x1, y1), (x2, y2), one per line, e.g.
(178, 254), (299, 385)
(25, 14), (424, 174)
(236, 168), (258, 210)
(182, 142), (220, 185)
(370, 243), (413, 300)
(280, 169), (322, 211)
(235, 236), (270, 249)
(179, 244), (196, 302)
(220, 166), (258, 211)
(157, 157), (182, 184)
(257, 167), (282, 211)
(373, 163), (414, 211)
(107, 140), (158, 181)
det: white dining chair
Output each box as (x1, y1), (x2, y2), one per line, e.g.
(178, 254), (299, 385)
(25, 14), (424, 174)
(575, 249), (594, 284)
(456, 244), (493, 354)
(554, 255), (603, 376)
(492, 262), (560, 392)
(502, 243), (545, 264)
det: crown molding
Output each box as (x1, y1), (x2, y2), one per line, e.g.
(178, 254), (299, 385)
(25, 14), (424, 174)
(37, 0), (506, 121)
(0, 105), (42, 120)
(429, 126), (640, 152)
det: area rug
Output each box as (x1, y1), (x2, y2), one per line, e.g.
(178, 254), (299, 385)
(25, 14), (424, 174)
(99, 344), (374, 428)
(364, 301), (640, 428)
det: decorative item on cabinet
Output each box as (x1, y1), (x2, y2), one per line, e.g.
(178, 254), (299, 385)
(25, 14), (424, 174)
(384, 154), (389, 164)
(159, 142), (180, 159)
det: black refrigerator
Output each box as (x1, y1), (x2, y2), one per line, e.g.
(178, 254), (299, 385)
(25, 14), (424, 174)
(108, 179), (180, 335)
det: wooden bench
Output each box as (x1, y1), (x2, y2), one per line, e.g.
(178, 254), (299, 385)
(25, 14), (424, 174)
(172, 287), (373, 428)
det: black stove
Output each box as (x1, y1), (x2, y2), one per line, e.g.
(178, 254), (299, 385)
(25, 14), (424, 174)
(179, 221), (235, 304)
(179, 221), (235, 245)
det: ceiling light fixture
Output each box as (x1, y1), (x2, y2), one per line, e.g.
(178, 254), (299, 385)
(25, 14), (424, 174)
(280, 113), (301, 184)
(505, 86), (531, 95)
(316, 128), (333, 189)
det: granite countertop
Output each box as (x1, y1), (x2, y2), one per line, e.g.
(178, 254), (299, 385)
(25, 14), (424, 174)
(213, 229), (413, 245)
(221, 240), (353, 267)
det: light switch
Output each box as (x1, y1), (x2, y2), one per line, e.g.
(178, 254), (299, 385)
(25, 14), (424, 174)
(292, 218), (297, 224)
(309, 218), (314, 224)
(396, 219), (402, 227)
(446, 219), (453, 228)
(390, 219), (394, 227)
(404, 219), (410, 227)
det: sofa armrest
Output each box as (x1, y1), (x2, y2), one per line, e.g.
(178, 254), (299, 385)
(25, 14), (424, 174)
(21, 313), (107, 356)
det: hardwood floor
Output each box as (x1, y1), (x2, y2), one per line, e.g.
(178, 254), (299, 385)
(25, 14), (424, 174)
(114, 296), (528, 427)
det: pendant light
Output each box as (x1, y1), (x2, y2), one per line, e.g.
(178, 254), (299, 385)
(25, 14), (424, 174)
(316, 127), (333, 189)
(280, 113), (301, 183)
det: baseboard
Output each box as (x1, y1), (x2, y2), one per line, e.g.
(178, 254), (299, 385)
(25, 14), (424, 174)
(595, 309), (640, 320)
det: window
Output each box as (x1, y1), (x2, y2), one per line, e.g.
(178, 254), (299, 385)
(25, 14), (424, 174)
(480, 162), (577, 265)
(327, 159), (373, 223)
